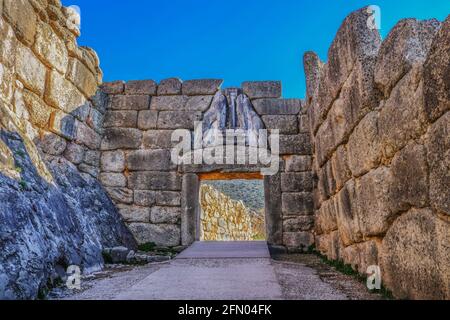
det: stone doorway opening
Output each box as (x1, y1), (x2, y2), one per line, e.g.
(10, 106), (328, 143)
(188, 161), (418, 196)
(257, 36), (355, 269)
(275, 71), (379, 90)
(199, 176), (266, 242)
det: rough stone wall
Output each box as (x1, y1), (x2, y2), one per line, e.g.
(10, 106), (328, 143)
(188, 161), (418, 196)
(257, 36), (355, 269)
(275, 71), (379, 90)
(200, 184), (264, 241)
(304, 7), (449, 299)
(99, 79), (314, 249)
(0, 0), (135, 299)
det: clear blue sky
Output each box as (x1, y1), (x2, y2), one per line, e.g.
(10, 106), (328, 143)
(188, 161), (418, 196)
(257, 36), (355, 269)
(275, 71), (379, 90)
(62, 0), (449, 98)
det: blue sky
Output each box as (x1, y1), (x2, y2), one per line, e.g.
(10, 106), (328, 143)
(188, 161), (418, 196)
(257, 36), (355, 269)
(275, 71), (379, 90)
(62, 0), (449, 98)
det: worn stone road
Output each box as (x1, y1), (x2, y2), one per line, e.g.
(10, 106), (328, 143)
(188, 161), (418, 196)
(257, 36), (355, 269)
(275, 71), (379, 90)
(52, 242), (381, 300)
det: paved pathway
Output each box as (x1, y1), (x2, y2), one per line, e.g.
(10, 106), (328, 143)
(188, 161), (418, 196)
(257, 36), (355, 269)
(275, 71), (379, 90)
(114, 241), (343, 300)
(53, 241), (380, 300)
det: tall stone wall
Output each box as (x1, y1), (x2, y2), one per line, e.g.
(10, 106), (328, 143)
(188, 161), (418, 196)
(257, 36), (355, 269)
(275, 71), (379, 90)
(99, 79), (314, 250)
(0, 0), (135, 299)
(304, 7), (449, 299)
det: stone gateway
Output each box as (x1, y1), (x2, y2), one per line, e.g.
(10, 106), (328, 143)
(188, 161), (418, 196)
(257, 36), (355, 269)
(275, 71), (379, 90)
(0, 1), (448, 300)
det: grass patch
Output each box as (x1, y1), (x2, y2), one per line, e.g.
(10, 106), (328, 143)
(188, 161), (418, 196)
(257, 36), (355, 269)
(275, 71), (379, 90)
(138, 242), (157, 252)
(308, 245), (394, 300)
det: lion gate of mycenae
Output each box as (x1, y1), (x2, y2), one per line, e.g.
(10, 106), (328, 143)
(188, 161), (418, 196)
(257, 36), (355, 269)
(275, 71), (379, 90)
(99, 79), (315, 251)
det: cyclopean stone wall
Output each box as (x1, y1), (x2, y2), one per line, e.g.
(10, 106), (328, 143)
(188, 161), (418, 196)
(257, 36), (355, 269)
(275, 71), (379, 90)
(99, 79), (314, 251)
(0, 0), (135, 299)
(200, 184), (265, 241)
(304, 7), (449, 299)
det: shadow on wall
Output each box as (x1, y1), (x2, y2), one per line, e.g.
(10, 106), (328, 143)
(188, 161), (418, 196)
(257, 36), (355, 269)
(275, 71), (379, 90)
(0, 100), (136, 300)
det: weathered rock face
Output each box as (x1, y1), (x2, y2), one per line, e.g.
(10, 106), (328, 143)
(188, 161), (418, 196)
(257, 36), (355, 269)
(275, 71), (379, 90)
(305, 7), (450, 299)
(0, 1), (135, 300)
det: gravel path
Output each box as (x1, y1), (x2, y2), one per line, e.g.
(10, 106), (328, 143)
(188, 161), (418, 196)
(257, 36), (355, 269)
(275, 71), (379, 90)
(50, 242), (381, 300)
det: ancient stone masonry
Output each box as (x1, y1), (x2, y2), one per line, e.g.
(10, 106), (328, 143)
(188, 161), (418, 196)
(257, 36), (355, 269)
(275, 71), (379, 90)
(304, 7), (449, 299)
(99, 79), (315, 251)
(200, 184), (265, 241)
(0, 0), (135, 299)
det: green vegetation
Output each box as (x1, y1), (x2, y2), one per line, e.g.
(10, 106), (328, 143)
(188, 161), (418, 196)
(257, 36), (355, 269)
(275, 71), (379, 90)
(308, 245), (394, 300)
(138, 242), (157, 252)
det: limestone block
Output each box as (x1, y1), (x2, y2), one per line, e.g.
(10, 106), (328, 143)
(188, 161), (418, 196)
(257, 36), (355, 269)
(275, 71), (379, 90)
(182, 79), (223, 95)
(70, 101), (90, 122)
(103, 110), (137, 128)
(15, 44), (46, 95)
(22, 90), (51, 129)
(78, 163), (99, 178)
(67, 58), (98, 97)
(101, 128), (142, 150)
(63, 142), (85, 165)
(341, 240), (380, 274)
(185, 95), (214, 112)
(334, 180), (362, 246)
(282, 192), (314, 216)
(330, 145), (352, 191)
(83, 150), (100, 167)
(314, 196), (338, 235)
(285, 155), (312, 172)
(134, 190), (156, 207)
(127, 223), (181, 246)
(298, 114), (309, 133)
(426, 112), (450, 215)
(283, 232), (314, 250)
(105, 187), (133, 204)
(39, 132), (67, 156)
(375, 18), (441, 98)
(380, 208), (449, 299)
(252, 99), (301, 115)
(323, 7), (381, 108)
(91, 90), (110, 115)
(49, 111), (77, 140)
(151, 207), (181, 224)
(117, 205), (150, 223)
(100, 172), (127, 187)
(87, 107), (103, 132)
(353, 167), (395, 238)
(283, 216), (315, 232)
(0, 17), (17, 68)
(157, 111), (202, 130)
(100, 81), (125, 95)
(125, 80), (157, 95)
(0, 63), (14, 106)
(158, 78), (182, 95)
(3, 0), (37, 46)
(242, 81), (281, 99)
(303, 51), (323, 104)
(279, 134), (311, 155)
(33, 21), (68, 74)
(347, 112), (382, 177)
(150, 95), (187, 111)
(281, 172), (313, 192)
(127, 149), (175, 171)
(424, 16), (450, 122)
(156, 191), (181, 206)
(389, 143), (429, 211)
(110, 95), (150, 111)
(137, 110), (158, 130)
(262, 115), (298, 135)
(46, 70), (87, 114)
(378, 66), (428, 159)
(75, 122), (101, 150)
(101, 150), (125, 172)
(128, 171), (181, 191)
(143, 130), (174, 149)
